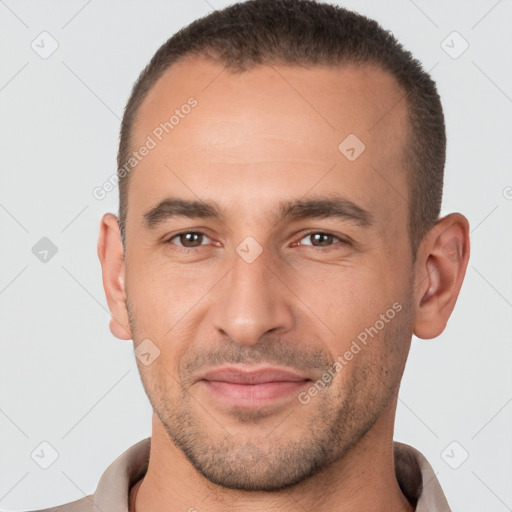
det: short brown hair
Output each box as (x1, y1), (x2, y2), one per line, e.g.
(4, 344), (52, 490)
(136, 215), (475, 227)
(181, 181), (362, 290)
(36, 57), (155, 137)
(117, 0), (445, 260)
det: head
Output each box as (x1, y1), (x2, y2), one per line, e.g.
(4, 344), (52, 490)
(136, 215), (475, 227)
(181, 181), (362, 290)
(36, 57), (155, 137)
(98, 0), (469, 492)
(117, 0), (447, 261)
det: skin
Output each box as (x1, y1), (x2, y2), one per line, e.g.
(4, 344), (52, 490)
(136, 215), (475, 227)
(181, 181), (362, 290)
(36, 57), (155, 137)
(98, 55), (470, 512)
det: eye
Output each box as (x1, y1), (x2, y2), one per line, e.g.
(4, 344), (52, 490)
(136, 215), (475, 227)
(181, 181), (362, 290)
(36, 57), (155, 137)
(297, 232), (344, 248)
(167, 231), (212, 248)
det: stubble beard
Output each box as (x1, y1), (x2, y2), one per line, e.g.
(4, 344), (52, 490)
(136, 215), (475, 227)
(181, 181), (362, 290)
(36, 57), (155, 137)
(126, 292), (414, 492)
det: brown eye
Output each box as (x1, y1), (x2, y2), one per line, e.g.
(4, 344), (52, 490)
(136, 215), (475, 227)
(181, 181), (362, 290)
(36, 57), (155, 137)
(299, 232), (340, 247)
(169, 232), (210, 248)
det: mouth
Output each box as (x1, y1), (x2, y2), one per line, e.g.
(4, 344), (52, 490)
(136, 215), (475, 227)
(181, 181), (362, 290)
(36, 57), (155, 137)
(198, 365), (311, 409)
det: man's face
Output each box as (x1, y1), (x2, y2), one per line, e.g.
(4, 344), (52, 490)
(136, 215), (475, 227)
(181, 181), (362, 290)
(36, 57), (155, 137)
(124, 56), (415, 490)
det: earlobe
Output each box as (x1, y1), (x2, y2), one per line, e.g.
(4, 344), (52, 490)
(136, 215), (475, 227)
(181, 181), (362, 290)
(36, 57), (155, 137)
(97, 213), (133, 340)
(413, 213), (470, 340)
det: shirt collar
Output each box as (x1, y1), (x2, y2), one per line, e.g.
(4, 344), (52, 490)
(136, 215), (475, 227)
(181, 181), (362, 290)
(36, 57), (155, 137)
(93, 437), (451, 511)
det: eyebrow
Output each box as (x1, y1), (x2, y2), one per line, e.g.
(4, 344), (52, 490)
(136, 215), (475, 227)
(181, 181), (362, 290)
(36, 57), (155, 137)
(143, 196), (373, 229)
(278, 196), (373, 227)
(143, 198), (222, 228)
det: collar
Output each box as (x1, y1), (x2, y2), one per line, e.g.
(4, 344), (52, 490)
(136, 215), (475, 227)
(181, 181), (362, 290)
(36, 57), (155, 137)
(93, 437), (451, 511)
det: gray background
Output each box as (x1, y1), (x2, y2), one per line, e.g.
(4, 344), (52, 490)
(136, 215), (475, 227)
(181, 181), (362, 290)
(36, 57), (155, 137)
(0, 0), (511, 510)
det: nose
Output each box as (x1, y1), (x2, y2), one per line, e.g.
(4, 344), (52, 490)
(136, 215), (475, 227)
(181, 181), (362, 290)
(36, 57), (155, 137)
(212, 248), (294, 346)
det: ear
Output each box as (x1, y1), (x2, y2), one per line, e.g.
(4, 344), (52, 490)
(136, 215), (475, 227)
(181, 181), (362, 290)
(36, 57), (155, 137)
(413, 213), (470, 339)
(97, 213), (132, 340)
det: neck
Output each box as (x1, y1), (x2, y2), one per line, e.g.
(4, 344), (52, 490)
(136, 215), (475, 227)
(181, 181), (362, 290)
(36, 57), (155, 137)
(130, 399), (414, 512)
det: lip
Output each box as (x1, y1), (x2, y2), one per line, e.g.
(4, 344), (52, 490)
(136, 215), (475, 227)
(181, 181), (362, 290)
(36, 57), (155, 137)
(198, 365), (311, 409)
(200, 366), (309, 384)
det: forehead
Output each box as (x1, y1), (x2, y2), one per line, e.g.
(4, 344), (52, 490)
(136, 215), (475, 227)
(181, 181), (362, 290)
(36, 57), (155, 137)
(128, 56), (410, 234)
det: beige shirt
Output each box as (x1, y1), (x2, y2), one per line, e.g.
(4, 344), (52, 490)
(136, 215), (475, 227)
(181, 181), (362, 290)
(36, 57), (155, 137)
(29, 437), (451, 512)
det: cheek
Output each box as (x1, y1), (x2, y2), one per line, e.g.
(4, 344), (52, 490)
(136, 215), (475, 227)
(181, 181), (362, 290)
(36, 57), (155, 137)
(136, 358), (183, 415)
(295, 266), (410, 383)
(291, 264), (395, 344)
(127, 260), (218, 332)
(126, 262), (219, 379)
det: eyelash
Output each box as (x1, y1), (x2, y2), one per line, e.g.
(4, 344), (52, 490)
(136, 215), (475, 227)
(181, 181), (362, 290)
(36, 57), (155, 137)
(165, 231), (214, 253)
(294, 231), (349, 252)
(165, 230), (349, 253)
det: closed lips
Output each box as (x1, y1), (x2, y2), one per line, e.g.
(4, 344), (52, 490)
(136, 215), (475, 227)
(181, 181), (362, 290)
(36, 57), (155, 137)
(199, 367), (310, 384)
